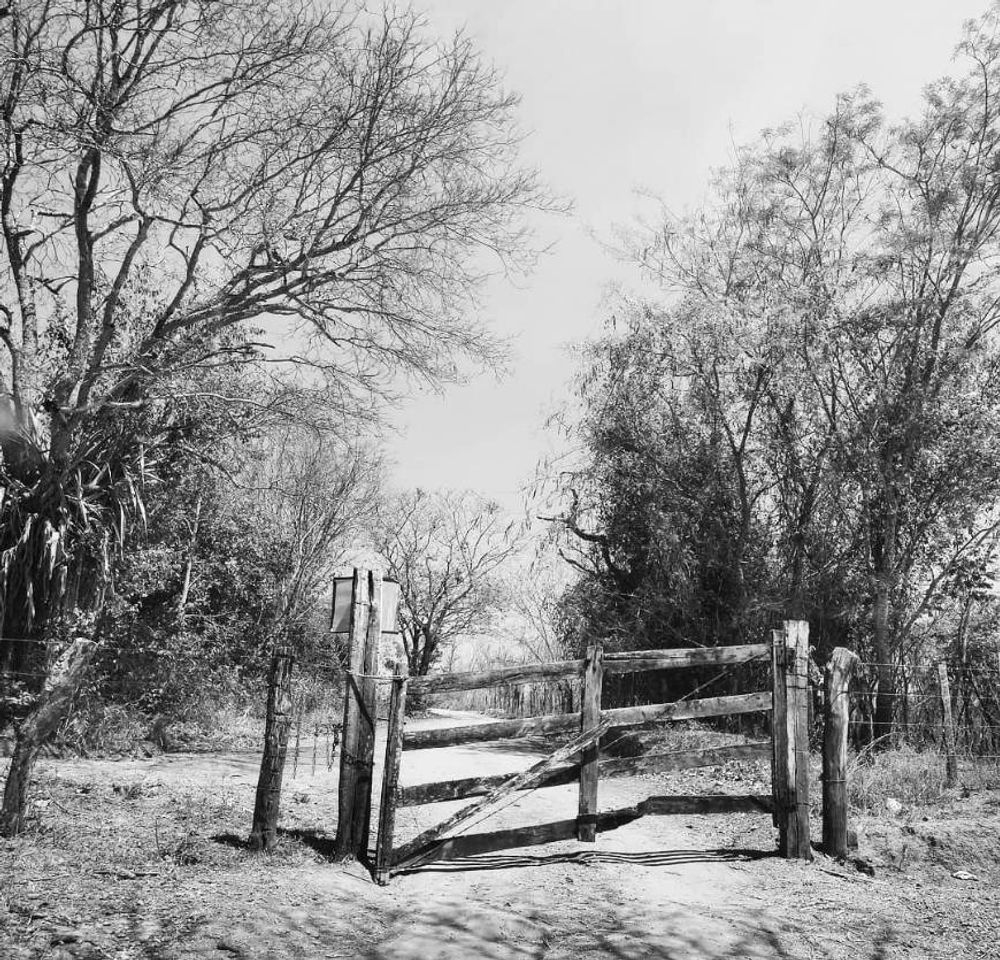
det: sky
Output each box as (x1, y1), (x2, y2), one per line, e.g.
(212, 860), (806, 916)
(383, 0), (990, 512)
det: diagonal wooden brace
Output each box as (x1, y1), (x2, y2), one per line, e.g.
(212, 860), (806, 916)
(392, 717), (613, 873)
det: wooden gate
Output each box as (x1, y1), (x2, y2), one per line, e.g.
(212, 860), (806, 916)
(357, 621), (812, 883)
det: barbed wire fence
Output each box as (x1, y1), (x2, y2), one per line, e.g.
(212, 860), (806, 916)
(848, 658), (1000, 769)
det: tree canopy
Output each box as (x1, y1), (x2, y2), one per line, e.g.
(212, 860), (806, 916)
(548, 7), (1000, 738)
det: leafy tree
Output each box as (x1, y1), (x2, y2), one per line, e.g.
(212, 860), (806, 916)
(553, 7), (1000, 738)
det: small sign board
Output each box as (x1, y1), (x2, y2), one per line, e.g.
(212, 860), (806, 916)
(330, 575), (400, 634)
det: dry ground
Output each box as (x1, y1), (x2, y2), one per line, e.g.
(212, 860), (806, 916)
(1, 716), (999, 960)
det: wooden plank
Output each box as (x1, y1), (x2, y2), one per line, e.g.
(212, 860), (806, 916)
(392, 794), (774, 873)
(399, 765), (579, 806)
(404, 643), (771, 696)
(938, 662), (959, 787)
(402, 691), (772, 750)
(352, 570), (382, 858)
(334, 569), (368, 859)
(770, 628), (788, 833)
(398, 741), (772, 807)
(605, 691), (772, 728)
(394, 818), (580, 871)
(600, 742), (771, 781)
(408, 659), (585, 695)
(391, 718), (612, 871)
(603, 643), (770, 674)
(375, 676), (407, 884)
(822, 647), (858, 858)
(783, 620), (812, 861)
(638, 794), (774, 815)
(577, 644), (603, 841)
(248, 648), (294, 852)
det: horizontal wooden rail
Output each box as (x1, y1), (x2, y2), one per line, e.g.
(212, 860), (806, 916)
(408, 660), (584, 695)
(402, 691), (772, 750)
(398, 741), (772, 806)
(603, 643), (770, 674)
(405, 643), (770, 695)
(392, 793), (774, 873)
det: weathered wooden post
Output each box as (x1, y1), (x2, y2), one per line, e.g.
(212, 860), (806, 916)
(0, 638), (97, 837)
(770, 627), (788, 832)
(335, 569), (369, 858)
(375, 672), (407, 884)
(822, 646), (858, 858)
(249, 646), (294, 852)
(353, 570), (382, 855)
(772, 620), (812, 859)
(937, 662), (959, 787)
(577, 644), (604, 842)
(334, 569), (383, 860)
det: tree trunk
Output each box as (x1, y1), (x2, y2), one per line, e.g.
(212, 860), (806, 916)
(176, 495), (203, 624)
(0, 639), (97, 836)
(872, 581), (894, 744)
(248, 648), (294, 852)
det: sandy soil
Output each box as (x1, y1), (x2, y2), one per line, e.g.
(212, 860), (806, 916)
(1, 714), (999, 959)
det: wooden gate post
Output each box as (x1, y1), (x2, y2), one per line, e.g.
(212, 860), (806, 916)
(937, 662), (959, 787)
(249, 646), (294, 852)
(773, 620), (812, 860)
(353, 570), (382, 857)
(770, 628), (788, 833)
(335, 569), (369, 858)
(375, 672), (407, 884)
(822, 647), (858, 858)
(577, 644), (604, 842)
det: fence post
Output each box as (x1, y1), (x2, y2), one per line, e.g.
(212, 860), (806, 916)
(249, 646), (294, 852)
(770, 628), (788, 834)
(335, 569), (369, 858)
(780, 620), (812, 860)
(937, 662), (959, 787)
(375, 673), (407, 884)
(350, 570), (382, 859)
(577, 643), (604, 842)
(822, 646), (858, 858)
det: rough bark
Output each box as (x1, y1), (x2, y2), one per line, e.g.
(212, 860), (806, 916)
(0, 639), (97, 837)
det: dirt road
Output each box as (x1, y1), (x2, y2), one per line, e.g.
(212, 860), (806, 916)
(2, 714), (999, 959)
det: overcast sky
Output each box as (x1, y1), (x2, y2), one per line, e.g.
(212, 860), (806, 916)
(383, 1), (989, 511)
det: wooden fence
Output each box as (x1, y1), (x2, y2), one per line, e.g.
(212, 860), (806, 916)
(327, 620), (816, 883)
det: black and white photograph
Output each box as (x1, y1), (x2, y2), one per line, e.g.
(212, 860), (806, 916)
(1, 2), (999, 957)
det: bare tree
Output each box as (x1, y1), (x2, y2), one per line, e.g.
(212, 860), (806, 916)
(242, 426), (380, 647)
(0, 0), (545, 647)
(503, 547), (575, 663)
(373, 489), (523, 676)
(0, 0), (545, 834)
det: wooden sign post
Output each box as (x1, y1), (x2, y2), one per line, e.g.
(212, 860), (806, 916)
(334, 568), (383, 860)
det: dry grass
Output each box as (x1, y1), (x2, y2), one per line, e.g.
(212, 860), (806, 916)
(848, 745), (1000, 813)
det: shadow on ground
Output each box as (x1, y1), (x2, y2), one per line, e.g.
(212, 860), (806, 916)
(395, 846), (774, 875)
(114, 890), (897, 960)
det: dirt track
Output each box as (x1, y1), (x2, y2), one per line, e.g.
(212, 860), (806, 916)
(2, 714), (999, 959)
